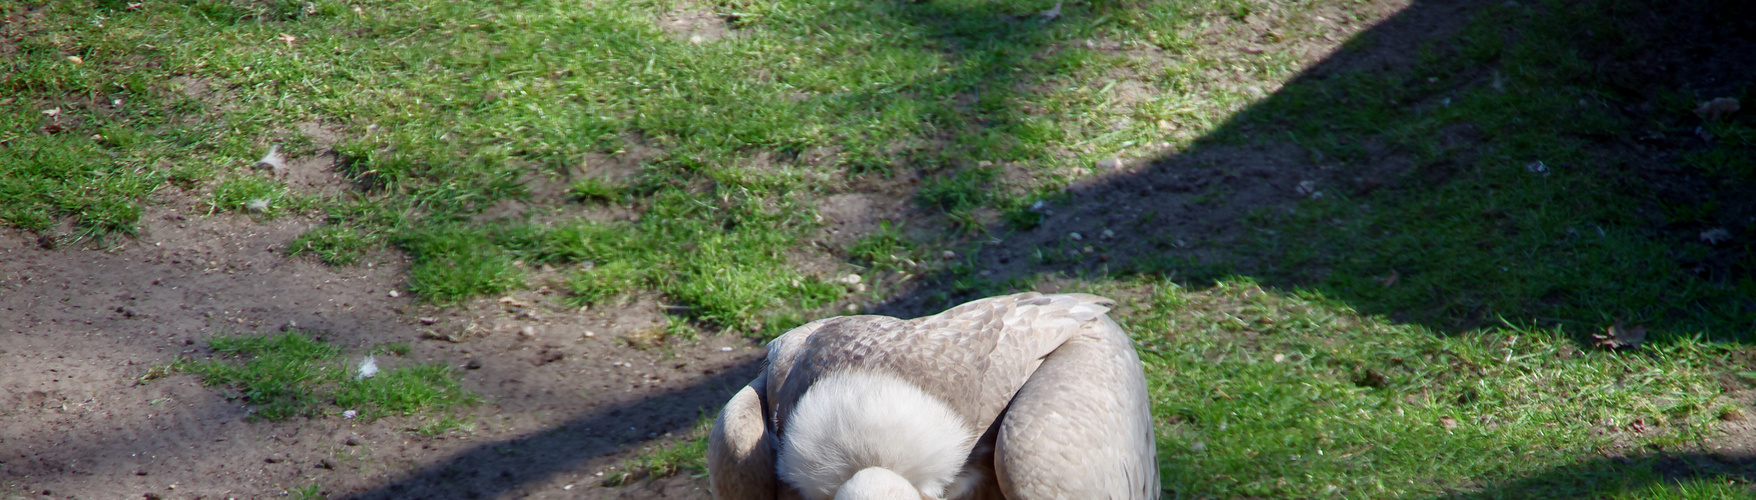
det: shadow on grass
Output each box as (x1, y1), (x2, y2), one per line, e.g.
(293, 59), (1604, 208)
(1435, 451), (1756, 499)
(873, 0), (1756, 346)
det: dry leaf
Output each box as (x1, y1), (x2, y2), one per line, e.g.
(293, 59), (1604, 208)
(276, 33), (297, 47)
(41, 107), (61, 117)
(1592, 321), (1647, 349)
(1695, 97), (1740, 121)
(1438, 416), (1458, 429)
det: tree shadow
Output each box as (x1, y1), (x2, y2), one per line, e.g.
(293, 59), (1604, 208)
(869, 0), (1756, 346)
(1432, 451), (1756, 499)
(339, 364), (759, 499)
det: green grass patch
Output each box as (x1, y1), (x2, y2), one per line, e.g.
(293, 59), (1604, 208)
(208, 175), (290, 216)
(399, 226), (525, 301)
(846, 220), (917, 274)
(287, 224), (381, 266)
(602, 417), (711, 487)
(1114, 279), (1741, 499)
(177, 330), (474, 421)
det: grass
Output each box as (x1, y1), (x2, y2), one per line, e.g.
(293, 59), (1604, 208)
(8, 0), (1755, 496)
(175, 330), (475, 421)
(601, 417), (713, 487)
(1118, 279), (1739, 498)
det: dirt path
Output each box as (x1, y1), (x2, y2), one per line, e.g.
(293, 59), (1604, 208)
(1, 198), (753, 499)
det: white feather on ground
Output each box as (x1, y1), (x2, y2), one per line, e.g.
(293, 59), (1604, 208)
(356, 355), (378, 380)
(255, 145), (287, 175)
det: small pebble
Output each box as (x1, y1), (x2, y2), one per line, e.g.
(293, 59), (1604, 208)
(344, 437), (360, 446)
(418, 317), (438, 325)
(719, 347), (733, 352)
(1096, 157), (1122, 170)
(1100, 229), (1115, 239)
(942, 250), (956, 260)
(1081, 246), (1094, 255)
(1069, 232), (1083, 241)
(387, 290), (400, 298)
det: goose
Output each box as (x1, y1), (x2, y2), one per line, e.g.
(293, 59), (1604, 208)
(709, 292), (1158, 499)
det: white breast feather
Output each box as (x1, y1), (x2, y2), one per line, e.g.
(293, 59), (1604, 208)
(776, 371), (976, 500)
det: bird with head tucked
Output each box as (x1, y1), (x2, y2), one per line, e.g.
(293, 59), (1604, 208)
(709, 292), (1159, 500)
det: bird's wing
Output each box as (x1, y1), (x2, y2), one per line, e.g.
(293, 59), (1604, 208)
(993, 315), (1159, 500)
(708, 374), (777, 500)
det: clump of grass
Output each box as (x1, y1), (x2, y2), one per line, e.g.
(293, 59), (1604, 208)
(176, 330), (475, 421)
(179, 331), (342, 420)
(569, 177), (625, 202)
(564, 260), (647, 307)
(916, 167), (999, 233)
(287, 224), (380, 266)
(602, 417), (711, 487)
(289, 483), (326, 500)
(846, 220), (916, 273)
(0, 120), (158, 238)
(209, 176), (289, 216)
(399, 227), (525, 301)
(334, 364), (475, 419)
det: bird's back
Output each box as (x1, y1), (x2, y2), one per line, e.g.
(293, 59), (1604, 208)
(766, 292), (1112, 437)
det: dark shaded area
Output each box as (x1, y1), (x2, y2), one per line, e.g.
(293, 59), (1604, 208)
(876, 0), (1756, 343)
(342, 363), (759, 499)
(1435, 451), (1756, 499)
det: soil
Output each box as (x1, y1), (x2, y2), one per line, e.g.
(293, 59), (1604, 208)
(1, 189), (757, 499)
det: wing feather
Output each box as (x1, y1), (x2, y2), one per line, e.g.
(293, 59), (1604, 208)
(993, 316), (1158, 500)
(709, 377), (777, 500)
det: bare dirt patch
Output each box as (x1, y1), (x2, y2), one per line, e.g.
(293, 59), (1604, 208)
(0, 200), (760, 498)
(656, 3), (734, 44)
